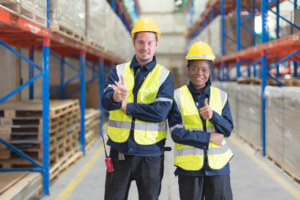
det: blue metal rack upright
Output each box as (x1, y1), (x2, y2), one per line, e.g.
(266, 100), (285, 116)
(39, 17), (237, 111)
(0, 0), (139, 195)
(188, 0), (300, 156)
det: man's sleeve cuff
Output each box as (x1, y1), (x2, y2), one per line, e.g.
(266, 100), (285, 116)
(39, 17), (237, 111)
(126, 103), (134, 115)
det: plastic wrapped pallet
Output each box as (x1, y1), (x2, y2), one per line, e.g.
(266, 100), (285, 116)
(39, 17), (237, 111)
(212, 81), (238, 133)
(115, 16), (133, 61)
(19, 0), (46, 26)
(222, 82), (239, 132)
(247, 85), (261, 149)
(265, 86), (284, 167)
(50, 0), (86, 40)
(237, 84), (249, 140)
(86, 0), (106, 49)
(283, 87), (300, 180)
(103, 4), (116, 54)
(197, 26), (210, 45)
(211, 81), (222, 89)
(293, 9), (300, 34)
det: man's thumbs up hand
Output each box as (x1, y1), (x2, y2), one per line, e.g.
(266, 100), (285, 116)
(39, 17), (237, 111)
(120, 74), (127, 87)
(200, 98), (214, 120)
(112, 76), (129, 102)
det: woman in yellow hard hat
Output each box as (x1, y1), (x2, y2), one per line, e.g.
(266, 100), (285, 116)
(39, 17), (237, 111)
(168, 41), (234, 200)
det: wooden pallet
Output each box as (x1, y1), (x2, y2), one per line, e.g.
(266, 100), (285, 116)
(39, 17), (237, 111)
(283, 169), (300, 187)
(20, 5), (46, 27)
(236, 134), (262, 155)
(85, 134), (99, 152)
(266, 155), (300, 187)
(85, 40), (105, 52)
(266, 155), (284, 170)
(0, 128), (77, 161)
(0, 137), (78, 169)
(0, 0), (21, 14)
(0, 125), (79, 160)
(0, 100), (79, 119)
(0, 0), (46, 27)
(0, 120), (79, 146)
(50, 24), (85, 43)
(50, 147), (83, 183)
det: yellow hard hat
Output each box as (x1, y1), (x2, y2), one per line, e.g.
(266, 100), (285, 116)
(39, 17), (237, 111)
(131, 17), (161, 39)
(186, 41), (215, 62)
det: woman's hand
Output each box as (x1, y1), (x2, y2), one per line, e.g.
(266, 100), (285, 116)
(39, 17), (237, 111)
(200, 98), (214, 120)
(210, 132), (224, 146)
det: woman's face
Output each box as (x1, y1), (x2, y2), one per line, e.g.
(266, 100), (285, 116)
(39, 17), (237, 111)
(188, 60), (211, 89)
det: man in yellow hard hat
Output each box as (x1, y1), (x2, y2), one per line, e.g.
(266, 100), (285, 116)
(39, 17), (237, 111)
(168, 41), (234, 199)
(102, 17), (174, 200)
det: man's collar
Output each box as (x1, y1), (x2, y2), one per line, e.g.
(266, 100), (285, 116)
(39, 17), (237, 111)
(130, 55), (157, 71)
(187, 81), (210, 95)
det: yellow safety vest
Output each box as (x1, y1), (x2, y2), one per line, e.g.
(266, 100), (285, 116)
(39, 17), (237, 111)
(172, 85), (233, 171)
(107, 61), (170, 145)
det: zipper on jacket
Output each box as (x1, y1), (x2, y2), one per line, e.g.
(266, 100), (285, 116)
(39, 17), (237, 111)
(131, 92), (137, 131)
(196, 94), (208, 156)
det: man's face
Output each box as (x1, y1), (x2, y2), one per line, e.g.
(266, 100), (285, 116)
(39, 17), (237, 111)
(132, 32), (158, 63)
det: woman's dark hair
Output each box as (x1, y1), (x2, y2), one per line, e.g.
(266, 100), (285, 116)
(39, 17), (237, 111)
(187, 59), (213, 85)
(186, 60), (213, 70)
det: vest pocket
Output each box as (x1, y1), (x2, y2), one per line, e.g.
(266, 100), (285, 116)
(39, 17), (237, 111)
(175, 155), (193, 164)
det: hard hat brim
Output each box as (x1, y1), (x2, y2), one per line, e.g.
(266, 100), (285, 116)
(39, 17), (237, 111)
(186, 55), (215, 61)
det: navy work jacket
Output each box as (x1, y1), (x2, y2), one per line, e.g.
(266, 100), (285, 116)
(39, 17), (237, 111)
(102, 55), (174, 156)
(168, 82), (234, 176)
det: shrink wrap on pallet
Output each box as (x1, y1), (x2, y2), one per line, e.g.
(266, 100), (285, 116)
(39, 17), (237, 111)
(293, 9), (300, 34)
(86, 0), (106, 48)
(114, 15), (134, 61)
(247, 85), (261, 150)
(222, 82), (239, 132)
(50, 0), (86, 38)
(283, 87), (300, 179)
(21, 0), (46, 19)
(237, 84), (249, 140)
(103, 5), (115, 54)
(265, 86), (284, 166)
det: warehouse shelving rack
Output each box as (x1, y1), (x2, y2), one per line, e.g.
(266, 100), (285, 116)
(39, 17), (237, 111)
(188, 0), (300, 156)
(0, 0), (139, 195)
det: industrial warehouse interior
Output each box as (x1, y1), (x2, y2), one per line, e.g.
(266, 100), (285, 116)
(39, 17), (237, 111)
(0, 0), (300, 199)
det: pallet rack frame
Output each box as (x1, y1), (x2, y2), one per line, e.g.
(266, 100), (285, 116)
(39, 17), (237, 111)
(0, 0), (139, 195)
(188, 0), (300, 156)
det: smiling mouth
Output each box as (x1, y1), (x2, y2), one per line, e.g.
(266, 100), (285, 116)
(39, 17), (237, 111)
(195, 77), (204, 81)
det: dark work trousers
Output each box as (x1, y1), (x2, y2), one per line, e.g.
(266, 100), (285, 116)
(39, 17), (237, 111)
(104, 149), (164, 200)
(178, 174), (233, 200)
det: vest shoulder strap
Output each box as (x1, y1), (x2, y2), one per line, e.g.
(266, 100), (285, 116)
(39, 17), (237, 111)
(210, 86), (228, 108)
(174, 86), (189, 125)
(158, 65), (170, 88)
(116, 62), (131, 84)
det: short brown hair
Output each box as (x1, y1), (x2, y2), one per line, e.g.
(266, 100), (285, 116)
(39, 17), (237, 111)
(133, 32), (158, 42)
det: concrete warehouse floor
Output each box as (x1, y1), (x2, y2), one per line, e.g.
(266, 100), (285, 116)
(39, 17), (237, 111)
(36, 132), (300, 200)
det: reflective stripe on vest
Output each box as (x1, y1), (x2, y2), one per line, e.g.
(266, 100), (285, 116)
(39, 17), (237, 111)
(173, 85), (233, 171)
(108, 61), (170, 145)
